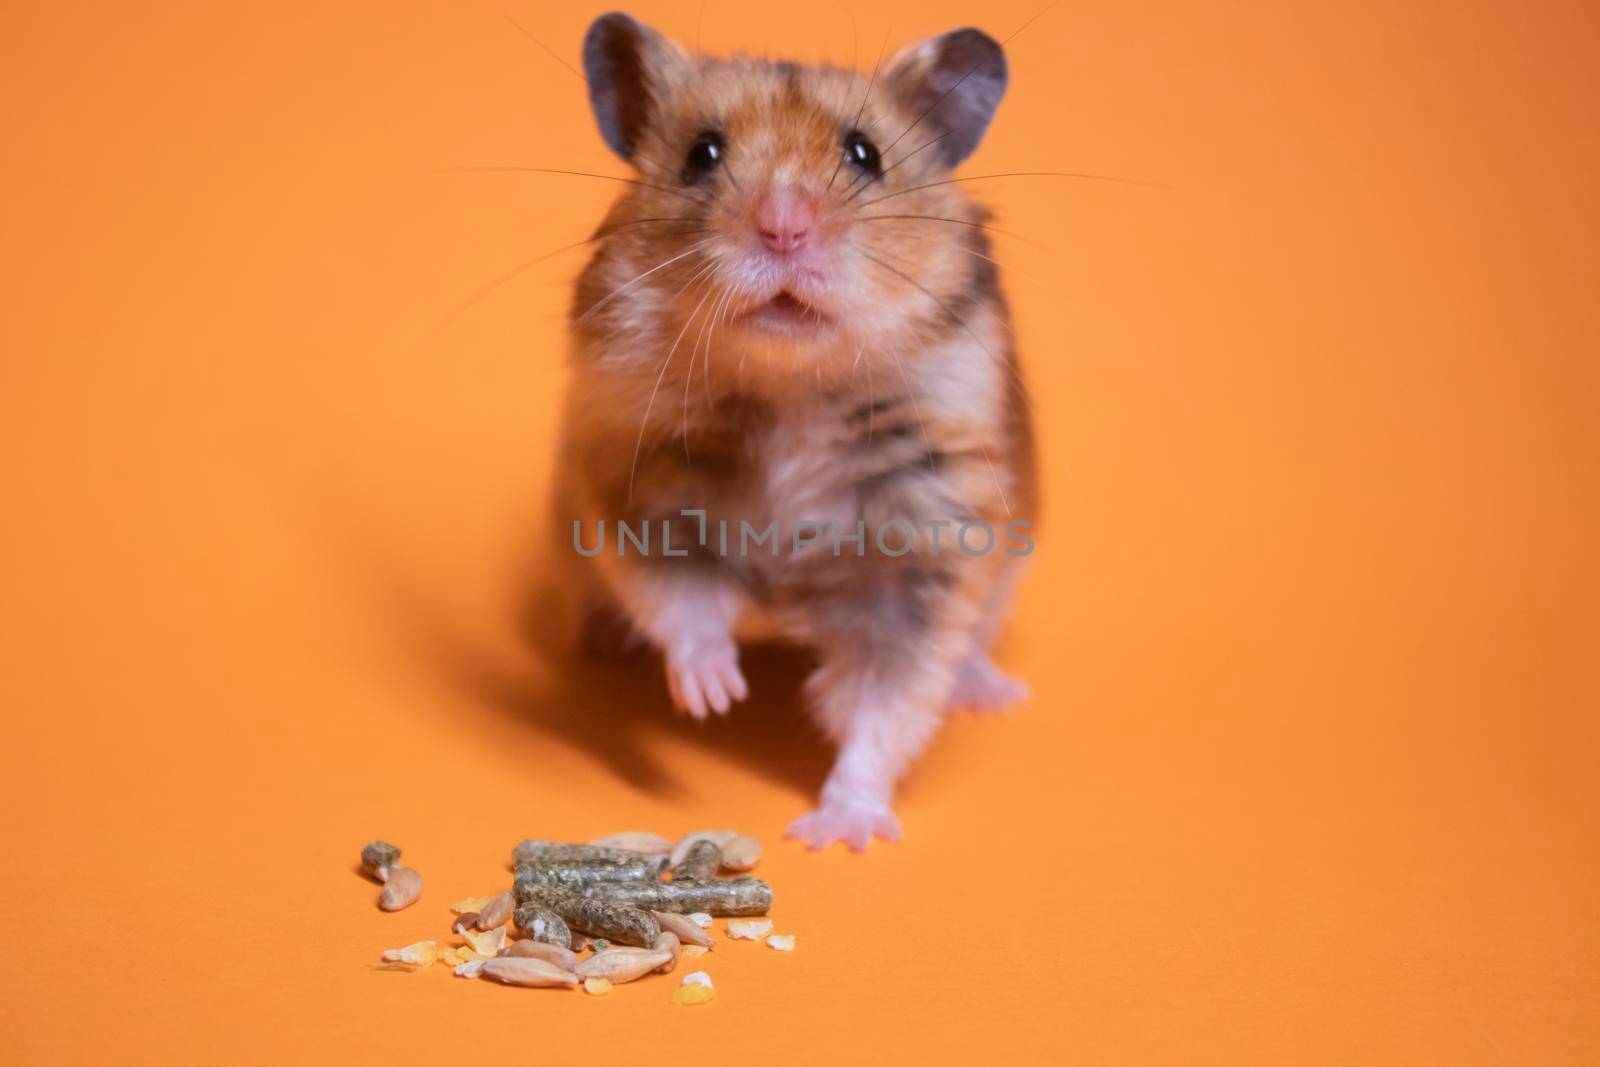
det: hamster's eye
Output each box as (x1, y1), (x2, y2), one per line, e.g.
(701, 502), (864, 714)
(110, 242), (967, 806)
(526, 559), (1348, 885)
(843, 131), (882, 180)
(683, 131), (723, 183)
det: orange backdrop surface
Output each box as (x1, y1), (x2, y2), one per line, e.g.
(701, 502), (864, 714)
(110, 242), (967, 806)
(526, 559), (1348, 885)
(2, 0), (1597, 1063)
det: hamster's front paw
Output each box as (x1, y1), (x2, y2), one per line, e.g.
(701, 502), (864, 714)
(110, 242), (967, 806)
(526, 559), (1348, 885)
(786, 803), (902, 852)
(947, 652), (1029, 715)
(665, 637), (748, 719)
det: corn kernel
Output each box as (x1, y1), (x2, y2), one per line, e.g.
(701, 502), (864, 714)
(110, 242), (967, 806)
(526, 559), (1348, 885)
(766, 934), (795, 952)
(381, 940), (439, 967)
(671, 984), (716, 1006)
(726, 920), (773, 941)
(462, 926), (506, 956)
(584, 977), (613, 996)
(450, 896), (491, 915)
(681, 945), (709, 958)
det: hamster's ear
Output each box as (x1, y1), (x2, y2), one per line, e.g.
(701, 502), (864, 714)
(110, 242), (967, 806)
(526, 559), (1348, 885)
(883, 28), (1008, 168)
(583, 12), (689, 161)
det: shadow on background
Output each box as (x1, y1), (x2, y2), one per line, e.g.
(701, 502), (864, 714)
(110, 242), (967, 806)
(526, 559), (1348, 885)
(497, 581), (835, 803)
(349, 503), (837, 803)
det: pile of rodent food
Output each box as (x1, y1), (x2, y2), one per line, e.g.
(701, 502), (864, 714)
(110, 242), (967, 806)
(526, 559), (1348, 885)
(360, 830), (791, 1004)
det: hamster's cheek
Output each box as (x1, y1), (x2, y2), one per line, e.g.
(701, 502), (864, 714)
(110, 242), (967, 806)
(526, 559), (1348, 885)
(830, 265), (910, 341)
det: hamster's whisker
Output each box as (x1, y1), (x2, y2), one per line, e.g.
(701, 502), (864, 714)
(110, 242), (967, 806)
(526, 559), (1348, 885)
(670, 256), (722, 301)
(682, 290), (711, 460)
(435, 166), (710, 207)
(631, 148), (721, 196)
(642, 254), (720, 349)
(857, 245), (1033, 418)
(634, 150), (692, 184)
(737, 295), (756, 383)
(846, 0), (1062, 200)
(883, 344), (938, 471)
(505, 14), (585, 82)
(881, 131), (951, 176)
(703, 285), (735, 409)
(881, 308), (1013, 517)
(1003, 0), (1064, 45)
(953, 244), (1058, 296)
(868, 239), (1031, 385)
(856, 170), (1164, 209)
(854, 213), (1034, 247)
(683, 282), (731, 461)
(504, 11), (698, 189)
(841, 131), (952, 203)
(421, 218), (699, 341)
(430, 237), (603, 338)
(877, 54), (997, 162)
(865, 356), (875, 443)
(594, 218), (711, 246)
(630, 279), (718, 502)
(826, 28), (893, 193)
(979, 443), (1013, 519)
(502, 12), (700, 194)
(577, 239), (714, 323)
(841, 2), (860, 73)
(652, 259), (722, 357)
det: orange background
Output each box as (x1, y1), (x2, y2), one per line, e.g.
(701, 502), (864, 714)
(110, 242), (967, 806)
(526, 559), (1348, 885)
(2, 0), (1597, 1062)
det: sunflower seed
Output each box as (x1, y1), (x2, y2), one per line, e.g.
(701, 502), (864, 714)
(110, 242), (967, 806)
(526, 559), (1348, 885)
(720, 834), (762, 871)
(475, 890), (514, 930)
(500, 939), (579, 971)
(652, 910), (713, 947)
(653, 931), (682, 973)
(378, 867), (421, 911)
(574, 947), (672, 984)
(588, 832), (672, 854)
(669, 831), (738, 869)
(481, 956), (579, 987)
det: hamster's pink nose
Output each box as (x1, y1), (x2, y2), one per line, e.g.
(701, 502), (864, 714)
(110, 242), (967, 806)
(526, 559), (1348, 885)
(756, 192), (814, 254)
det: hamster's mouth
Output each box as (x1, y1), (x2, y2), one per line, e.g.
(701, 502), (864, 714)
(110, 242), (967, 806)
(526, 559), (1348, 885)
(737, 290), (834, 334)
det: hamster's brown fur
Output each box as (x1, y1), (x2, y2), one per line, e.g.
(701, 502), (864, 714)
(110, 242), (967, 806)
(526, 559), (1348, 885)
(554, 14), (1036, 850)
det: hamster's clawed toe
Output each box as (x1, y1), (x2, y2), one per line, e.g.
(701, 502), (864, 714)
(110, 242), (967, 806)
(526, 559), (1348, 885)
(785, 804), (902, 852)
(947, 652), (1029, 715)
(665, 638), (748, 720)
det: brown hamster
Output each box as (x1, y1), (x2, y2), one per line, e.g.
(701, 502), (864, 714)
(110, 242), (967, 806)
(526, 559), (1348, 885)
(554, 12), (1037, 850)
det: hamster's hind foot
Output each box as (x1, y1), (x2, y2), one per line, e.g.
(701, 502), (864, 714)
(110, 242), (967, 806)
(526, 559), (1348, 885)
(785, 803), (902, 853)
(947, 652), (1029, 715)
(665, 637), (748, 720)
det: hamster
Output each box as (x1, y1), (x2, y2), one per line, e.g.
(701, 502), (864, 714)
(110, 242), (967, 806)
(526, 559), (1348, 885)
(554, 12), (1037, 850)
